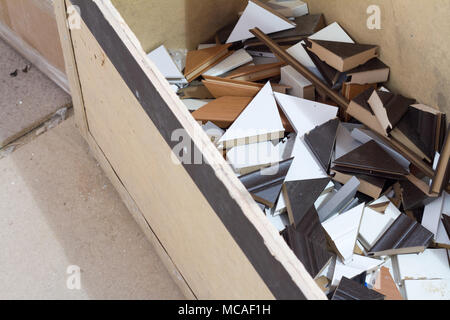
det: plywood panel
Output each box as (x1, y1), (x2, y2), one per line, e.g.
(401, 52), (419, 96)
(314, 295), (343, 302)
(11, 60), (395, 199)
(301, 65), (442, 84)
(3, 0), (65, 71)
(304, 0), (450, 115)
(70, 17), (275, 300)
(59, 0), (327, 300)
(0, 0), (11, 27)
(111, 0), (247, 52)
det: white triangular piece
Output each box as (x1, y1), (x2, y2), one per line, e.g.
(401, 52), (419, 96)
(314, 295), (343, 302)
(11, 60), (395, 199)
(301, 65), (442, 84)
(359, 207), (397, 250)
(274, 93), (338, 137)
(286, 22), (354, 83)
(218, 82), (284, 148)
(147, 45), (187, 83)
(422, 194), (445, 239)
(322, 203), (365, 263)
(309, 22), (354, 43)
(203, 49), (253, 77)
(227, 141), (281, 174)
(335, 123), (362, 159)
(331, 255), (383, 287)
(273, 136), (328, 216)
(286, 41), (325, 81)
(285, 137), (328, 181)
(202, 122), (225, 145)
(227, 0), (296, 43)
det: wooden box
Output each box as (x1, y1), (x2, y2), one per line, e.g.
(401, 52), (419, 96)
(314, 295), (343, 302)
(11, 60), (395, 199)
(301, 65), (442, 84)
(55, 0), (326, 300)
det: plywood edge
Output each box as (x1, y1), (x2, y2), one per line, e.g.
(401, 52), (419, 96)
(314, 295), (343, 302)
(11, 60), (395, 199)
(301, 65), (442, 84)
(54, 0), (88, 137)
(85, 131), (196, 300)
(91, 0), (326, 300)
(0, 19), (69, 93)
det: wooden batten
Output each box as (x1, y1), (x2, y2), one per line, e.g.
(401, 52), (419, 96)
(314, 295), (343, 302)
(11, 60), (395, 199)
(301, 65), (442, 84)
(56, 0), (327, 300)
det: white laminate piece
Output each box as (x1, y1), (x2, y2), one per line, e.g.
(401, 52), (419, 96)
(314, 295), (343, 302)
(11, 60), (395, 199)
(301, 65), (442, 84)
(227, 0), (296, 43)
(274, 92), (338, 137)
(218, 82), (285, 148)
(203, 49), (253, 77)
(322, 203), (365, 263)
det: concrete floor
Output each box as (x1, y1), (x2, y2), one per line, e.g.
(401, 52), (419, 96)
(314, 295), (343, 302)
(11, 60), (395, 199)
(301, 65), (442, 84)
(0, 38), (71, 148)
(0, 35), (183, 300)
(0, 116), (184, 300)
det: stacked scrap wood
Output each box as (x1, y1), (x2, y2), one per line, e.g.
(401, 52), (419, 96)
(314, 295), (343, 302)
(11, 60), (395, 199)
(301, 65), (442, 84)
(146, 0), (450, 300)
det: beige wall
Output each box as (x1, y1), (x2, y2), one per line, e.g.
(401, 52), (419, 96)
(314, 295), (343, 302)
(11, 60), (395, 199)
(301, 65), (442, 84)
(304, 0), (450, 115)
(112, 0), (246, 52)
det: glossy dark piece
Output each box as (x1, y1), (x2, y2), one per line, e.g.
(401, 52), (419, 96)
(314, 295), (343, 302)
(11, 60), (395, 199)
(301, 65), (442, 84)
(346, 58), (389, 77)
(244, 14), (325, 46)
(372, 90), (416, 131)
(369, 214), (434, 256)
(332, 277), (385, 300)
(333, 140), (409, 177)
(310, 40), (378, 59)
(305, 118), (340, 171)
(400, 180), (433, 211)
(396, 106), (443, 160)
(351, 271), (367, 286)
(352, 87), (377, 114)
(304, 41), (344, 88)
(286, 225), (334, 278)
(239, 158), (293, 208)
(283, 178), (331, 227)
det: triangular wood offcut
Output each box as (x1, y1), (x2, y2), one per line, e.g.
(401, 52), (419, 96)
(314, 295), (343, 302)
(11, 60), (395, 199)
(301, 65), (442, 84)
(283, 178), (331, 227)
(285, 137), (328, 182)
(218, 82), (285, 149)
(304, 118), (340, 171)
(322, 203), (365, 263)
(226, 0), (296, 43)
(274, 92), (338, 137)
(332, 277), (385, 300)
(286, 225), (334, 279)
(373, 267), (403, 300)
(309, 22), (354, 43)
(286, 22), (354, 84)
(368, 214), (434, 257)
(368, 90), (415, 135)
(184, 44), (232, 82)
(192, 96), (252, 128)
(308, 39), (379, 72)
(333, 140), (409, 177)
